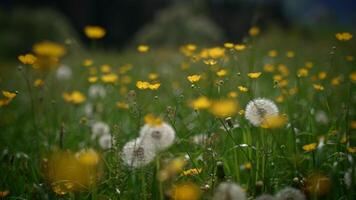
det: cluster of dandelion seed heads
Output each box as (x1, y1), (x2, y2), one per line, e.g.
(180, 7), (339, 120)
(139, 122), (175, 151)
(121, 138), (156, 168)
(213, 182), (246, 200)
(275, 187), (306, 200)
(245, 98), (279, 126)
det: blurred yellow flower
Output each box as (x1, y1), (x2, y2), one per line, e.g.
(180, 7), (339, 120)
(84, 25), (106, 39)
(303, 143), (317, 152)
(238, 86), (248, 92)
(101, 73), (118, 83)
(116, 101), (129, 109)
(249, 26), (260, 36)
(33, 41), (66, 58)
(305, 61), (313, 69)
(2, 91), (16, 99)
(100, 64), (111, 73)
(34, 79), (44, 87)
(278, 64), (289, 76)
(144, 114), (162, 126)
(350, 121), (356, 129)
(345, 55), (354, 61)
(261, 114), (287, 129)
(18, 53), (37, 65)
(347, 147), (356, 153)
(297, 68), (308, 77)
(203, 58), (217, 66)
(0, 190), (9, 197)
(216, 69), (228, 77)
(170, 182), (201, 200)
(331, 76), (342, 86)
(243, 162), (252, 170)
(335, 32), (353, 41)
(228, 91), (238, 98)
(286, 51), (295, 58)
(234, 44), (246, 51)
(350, 71), (356, 82)
(76, 149), (100, 166)
(88, 76), (98, 83)
(181, 168), (202, 176)
(189, 96), (211, 110)
(268, 50), (278, 57)
(313, 84), (324, 91)
(137, 45), (149, 53)
(247, 72), (262, 79)
(136, 81), (150, 89)
(263, 64), (274, 72)
(83, 59), (93, 67)
(62, 91), (86, 104)
(224, 42), (234, 48)
(148, 83), (161, 90)
(158, 157), (186, 182)
(318, 72), (327, 80)
(209, 99), (238, 118)
(187, 75), (201, 83)
(148, 73), (159, 80)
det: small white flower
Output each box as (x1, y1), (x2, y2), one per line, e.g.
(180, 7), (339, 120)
(91, 121), (110, 140)
(315, 110), (329, 124)
(121, 138), (156, 168)
(245, 98), (279, 126)
(99, 134), (112, 149)
(56, 64), (72, 80)
(213, 182), (246, 200)
(139, 122), (175, 151)
(88, 84), (106, 99)
(275, 187), (305, 200)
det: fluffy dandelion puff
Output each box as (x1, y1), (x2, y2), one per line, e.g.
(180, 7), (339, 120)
(56, 64), (72, 80)
(256, 194), (276, 200)
(275, 187), (306, 200)
(121, 138), (156, 168)
(139, 122), (175, 151)
(213, 182), (246, 200)
(99, 134), (112, 149)
(245, 98), (279, 126)
(88, 84), (106, 99)
(91, 121), (110, 140)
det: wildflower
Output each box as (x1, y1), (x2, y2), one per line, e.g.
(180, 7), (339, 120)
(88, 84), (106, 99)
(249, 26), (260, 36)
(275, 95), (284, 103)
(306, 173), (331, 196)
(347, 146), (356, 153)
(335, 32), (353, 41)
(148, 83), (161, 90)
(203, 58), (218, 66)
(228, 91), (238, 98)
(187, 74), (201, 83)
(209, 99), (238, 118)
(297, 68), (308, 77)
(217, 69), (228, 77)
(116, 101), (129, 109)
(242, 162), (252, 170)
(140, 120), (175, 151)
(56, 65), (72, 80)
(33, 41), (66, 58)
(224, 42), (234, 48)
(278, 64), (289, 76)
(207, 47), (225, 58)
(331, 76), (342, 86)
(76, 148), (100, 166)
(101, 73), (118, 83)
(245, 98), (279, 126)
(345, 55), (354, 61)
(213, 182), (246, 200)
(84, 25), (106, 39)
(34, 79), (44, 87)
(303, 143), (317, 152)
(2, 91), (16, 99)
(136, 81), (150, 89)
(158, 157), (186, 181)
(191, 134), (209, 145)
(100, 64), (111, 73)
(350, 71), (356, 82)
(121, 138), (156, 168)
(238, 86), (248, 92)
(247, 72), (262, 79)
(313, 84), (324, 91)
(263, 64), (275, 72)
(148, 73), (159, 80)
(170, 182), (201, 200)
(234, 44), (246, 51)
(318, 71), (327, 80)
(260, 114), (287, 129)
(18, 53), (37, 65)
(286, 51), (295, 58)
(275, 187), (306, 200)
(144, 114), (163, 126)
(181, 168), (202, 176)
(305, 61), (313, 69)
(83, 59), (93, 67)
(99, 134), (112, 149)
(88, 76), (98, 83)
(62, 91), (86, 104)
(268, 50), (278, 57)
(91, 121), (110, 140)
(137, 45), (149, 53)
(180, 44), (197, 56)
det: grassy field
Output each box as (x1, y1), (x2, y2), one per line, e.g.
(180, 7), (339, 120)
(0, 27), (355, 200)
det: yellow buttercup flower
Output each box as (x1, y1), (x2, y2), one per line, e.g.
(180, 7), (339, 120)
(187, 75), (201, 83)
(101, 73), (118, 83)
(331, 76), (342, 86)
(100, 64), (111, 73)
(216, 69), (228, 77)
(261, 114), (287, 129)
(263, 64), (275, 72)
(209, 99), (238, 118)
(148, 73), (159, 80)
(347, 147), (356, 153)
(34, 79), (44, 87)
(350, 71), (356, 82)
(33, 41), (66, 58)
(238, 86), (248, 92)
(181, 168), (202, 176)
(203, 58), (217, 66)
(116, 101), (129, 109)
(313, 84), (324, 91)
(76, 149), (100, 166)
(144, 114), (162, 126)
(286, 51), (295, 58)
(278, 64), (289, 76)
(88, 76), (98, 83)
(148, 83), (161, 90)
(170, 182), (201, 200)
(318, 72), (327, 80)
(224, 42), (234, 48)
(137, 45), (149, 53)
(247, 72), (262, 79)
(189, 96), (211, 110)
(228, 91), (238, 98)
(303, 143), (317, 152)
(249, 26), (260, 36)
(234, 44), (246, 51)
(243, 162), (252, 170)
(83, 59), (93, 67)
(335, 32), (353, 41)
(268, 50), (278, 57)
(2, 91), (16, 99)
(305, 61), (313, 69)
(297, 68), (309, 77)
(62, 91), (86, 104)
(136, 81), (150, 89)
(18, 53), (37, 65)
(84, 25), (106, 39)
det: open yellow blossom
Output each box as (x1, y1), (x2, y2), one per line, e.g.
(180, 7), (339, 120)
(189, 96), (211, 110)
(268, 50), (278, 57)
(216, 69), (228, 77)
(116, 101), (129, 109)
(318, 72), (327, 80)
(2, 91), (16, 99)
(207, 47), (225, 58)
(209, 99), (238, 118)
(84, 25), (106, 39)
(224, 42), (234, 48)
(286, 51), (295, 58)
(148, 83), (161, 90)
(62, 91), (86, 104)
(148, 73), (159, 80)
(137, 45), (149, 53)
(313, 84), (324, 91)
(238, 86), (248, 92)
(34, 79), (44, 87)
(83, 59), (93, 67)
(347, 147), (356, 153)
(275, 95), (284, 103)
(33, 41), (66, 58)
(136, 81), (150, 89)
(350, 71), (356, 82)
(101, 73), (118, 83)
(144, 114), (162, 126)
(303, 143), (317, 152)
(249, 26), (260, 36)
(278, 64), (289, 76)
(181, 168), (202, 176)
(263, 64), (274, 72)
(203, 58), (217, 66)
(234, 44), (246, 51)
(76, 149), (100, 166)
(331, 76), (342, 86)
(180, 44), (197, 57)
(228, 91), (238, 98)
(0, 91), (16, 107)
(100, 64), (111, 73)
(335, 32), (353, 41)
(243, 162), (252, 170)
(247, 72), (262, 79)
(88, 76), (98, 83)
(187, 75), (201, 83)
(297, 68), (309, 77)
(305, 61), (313, 69)
(18, 53), (37, 65)
(170, 182), (201, 200)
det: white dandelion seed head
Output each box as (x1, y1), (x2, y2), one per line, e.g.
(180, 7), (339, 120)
(213, 182), (246, 200)
(256, 194), (276, 200)
(139, 122), (175, 151)
(275, 187), (306, 200)
(245, 98), (279, 126)
(88, 84), (106, 99)
(56, 64), (72, 80)
(99, 134), (112, 149)
(121, 138), (156, 168)
(315, 110), (329, 124)
(91, 121), (110, 140)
